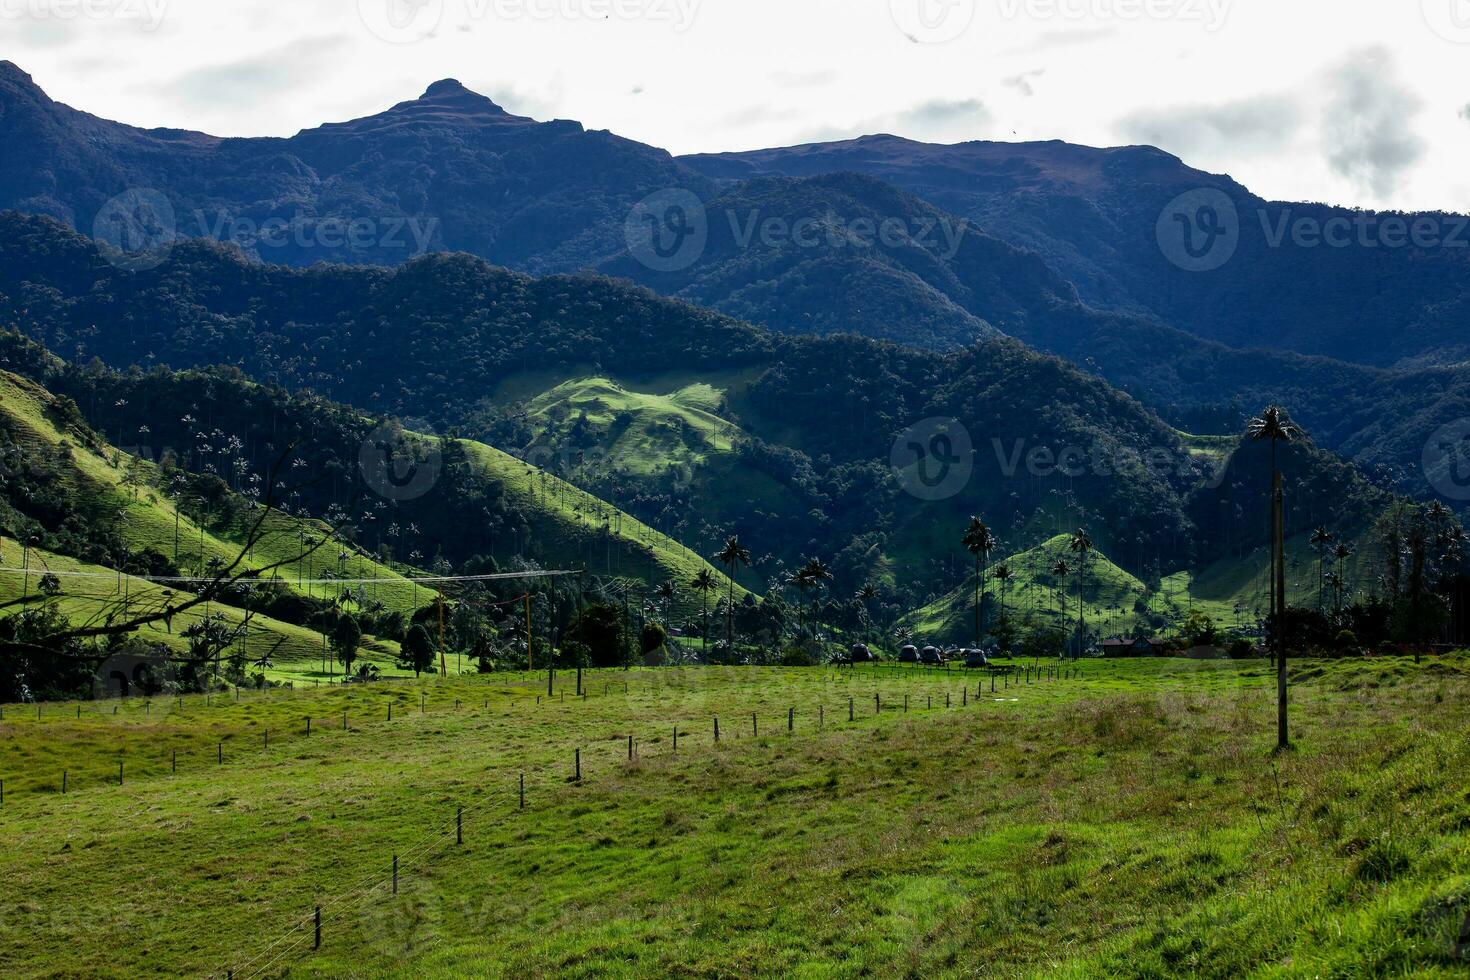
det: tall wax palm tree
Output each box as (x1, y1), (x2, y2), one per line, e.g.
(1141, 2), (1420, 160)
(994, 564), (1014, 629)
(1051, 558), (1070, 626)
(1068, 529), (1093, 655)
(691, 569), (717, 657)
(715, 536), (752, 655)
(1310, 526), (1334, 610)
(856, 583), (880, 643)
(655, 579), (676, 622)
(962, 517), (998, 647)
(1333, 542), (1353, 614)
(799, 557), (834, 643)
(786, 568), (811, 639)
(1247, 404), (1301, 751)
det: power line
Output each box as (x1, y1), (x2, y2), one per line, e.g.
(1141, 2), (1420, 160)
(0, 567), (583, 587)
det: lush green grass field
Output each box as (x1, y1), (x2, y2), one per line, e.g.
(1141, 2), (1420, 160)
(1, 656), (1467, 977)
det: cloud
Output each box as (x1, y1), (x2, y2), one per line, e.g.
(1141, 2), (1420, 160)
(770, 69), (836, 89)
(1461, 104), (1470, 123)
(1001, 27), (1116, 56)
(1321, 47), (1425, 199)
(798, 98), (992, 144)
(163, 37), (350, 108)
(1002, 69), (1046, 98)
(1115, 94), (1301, 160)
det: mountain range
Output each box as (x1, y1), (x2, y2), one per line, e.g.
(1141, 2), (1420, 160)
(0, 63), (1459, 613)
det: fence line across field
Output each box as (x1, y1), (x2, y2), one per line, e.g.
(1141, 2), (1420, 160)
(222, 673), (1031, 979)
(0, 662), (1084, 800)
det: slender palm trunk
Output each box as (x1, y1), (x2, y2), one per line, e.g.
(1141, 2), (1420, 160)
(726, 574), (734, 653)
(1076, 557), (1086, 655)
(973, 556), (981, 647)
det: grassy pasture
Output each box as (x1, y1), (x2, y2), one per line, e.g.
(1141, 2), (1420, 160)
(1, 656), (1468, 977)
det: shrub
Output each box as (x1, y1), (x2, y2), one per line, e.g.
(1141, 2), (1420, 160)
(780, 646), (821, 667)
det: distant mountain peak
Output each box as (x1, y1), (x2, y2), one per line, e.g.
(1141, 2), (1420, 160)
(413, 77), (509, 114)
(423, 78), (473, 98)
(0, 60), (39, 89)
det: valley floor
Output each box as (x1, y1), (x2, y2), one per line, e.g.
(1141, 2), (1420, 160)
(0, 658), (1467, 977)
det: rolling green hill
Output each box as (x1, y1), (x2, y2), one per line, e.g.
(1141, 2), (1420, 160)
(525, 375), (742, 480)
(0, 535), (403, 679)
(901, 528), (1387, 648)
(0, 357), (742, 637)
(0, 370), (424, 614)
(900, 535), (1151, 645)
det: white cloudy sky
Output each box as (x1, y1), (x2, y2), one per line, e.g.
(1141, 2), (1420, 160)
(8, 0), (1470, 211)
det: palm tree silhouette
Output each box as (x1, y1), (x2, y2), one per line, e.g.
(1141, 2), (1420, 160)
(691, 569), (717, 658)
(994, 564), (1014, 630)
(1068, 529), (1093, 655)
(1310, 526), (1334, 610)
(799, 557), (834, 645)
(715, 536), (752, 655)
(1333, 542), (1353, 614)
(1247, 404), (1301, 751)
(655, 579), (676, 622)
(962, 517), (997, 647)
(856, 583), (880, 643)
(1051, 558), (1070, 628)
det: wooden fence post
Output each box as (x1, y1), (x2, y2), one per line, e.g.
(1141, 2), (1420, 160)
(519, 773), (525, 809)
(714, 718), (720, 743)
(457, 807), (463, 845)
(788, 707), (794, 732)
(849, 697), (854, 722)
(575, 749), (582, 782)
(314, 907), (321, 950)
(393, 855), (398, 895)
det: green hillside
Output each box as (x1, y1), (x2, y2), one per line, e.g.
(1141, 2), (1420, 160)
(453, 437), (745, 620)
(0, 371), (424, 614)
(903, 529), (1386, 647)
(901, 535), (1152, 645)
(525, 376), (742, 479)
(0, 535), (404, 679)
